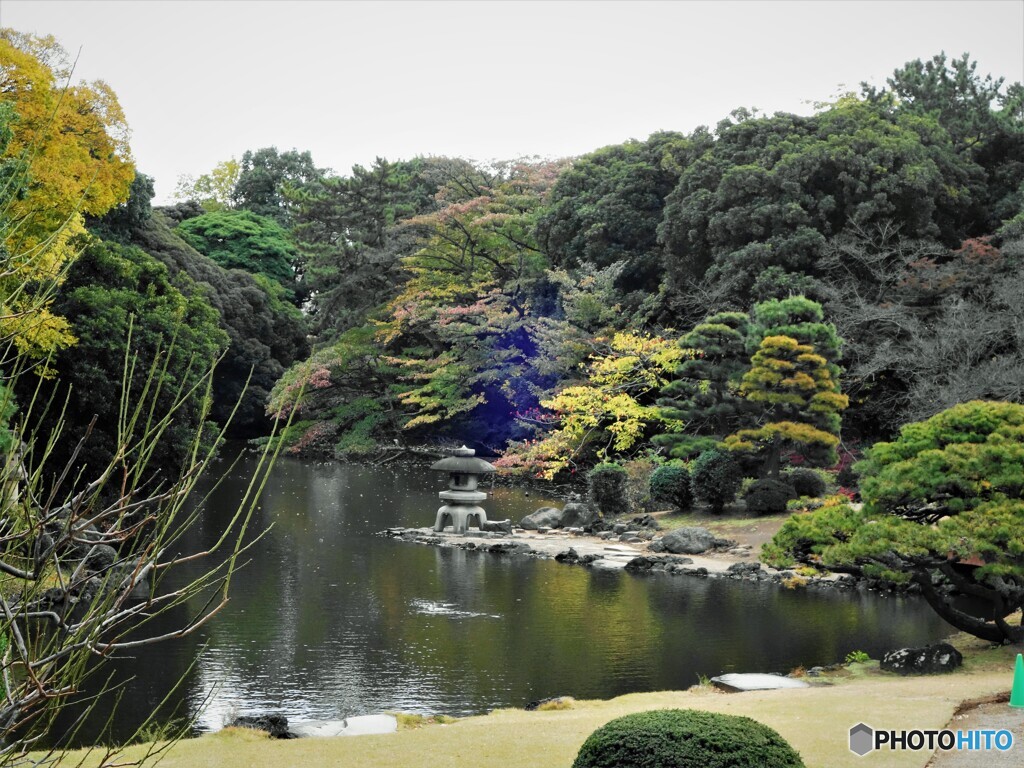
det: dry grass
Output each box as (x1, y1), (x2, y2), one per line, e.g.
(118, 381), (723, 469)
(36, 633), (1021, 768)
(392, 713), (459, 730)
(534, 697), (576, 712)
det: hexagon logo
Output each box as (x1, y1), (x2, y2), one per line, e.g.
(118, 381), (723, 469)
(849, 722), (874, 756)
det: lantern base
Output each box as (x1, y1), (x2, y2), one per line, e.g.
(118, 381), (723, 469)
(434, 504), (488, 534)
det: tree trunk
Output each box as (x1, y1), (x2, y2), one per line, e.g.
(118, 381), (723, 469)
(913, 569), (1024, 644)
(762, 437), (782, 479)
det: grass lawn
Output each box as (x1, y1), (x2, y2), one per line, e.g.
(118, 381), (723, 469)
(39, 634), (1023, 768)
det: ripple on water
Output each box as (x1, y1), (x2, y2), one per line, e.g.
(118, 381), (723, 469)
(409, 598), (501, 619)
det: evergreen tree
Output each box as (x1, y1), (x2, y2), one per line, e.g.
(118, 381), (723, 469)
(724, 334), (848, 476)
(654, 311), (751, 458)
(764, 401), (1024, 643)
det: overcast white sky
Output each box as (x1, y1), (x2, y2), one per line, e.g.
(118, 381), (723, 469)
(2, 0), (1022, 202)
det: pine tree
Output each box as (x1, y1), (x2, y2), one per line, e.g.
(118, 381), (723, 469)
(654, 311), (751, 458)
(724, 334), (848, 476)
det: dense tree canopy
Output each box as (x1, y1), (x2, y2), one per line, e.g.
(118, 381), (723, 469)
(264, 51), (1021, 465)
(864, 51), (1024, 228)
(232, 146), (325, 225)
(288, 156), (440, 337)
(658, 97), (978, 316)
(535, 131), (711, 301)
(23, 238), (227, 476)
(133, 211), (309, 436)
(177, 209), (300, 298)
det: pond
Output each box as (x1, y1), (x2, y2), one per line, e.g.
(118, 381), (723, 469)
(57, 448), (952, 744)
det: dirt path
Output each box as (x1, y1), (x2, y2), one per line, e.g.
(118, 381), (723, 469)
(643, 507), (792, 557)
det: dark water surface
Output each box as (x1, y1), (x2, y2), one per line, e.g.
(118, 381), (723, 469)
(64, 449), (952, 742)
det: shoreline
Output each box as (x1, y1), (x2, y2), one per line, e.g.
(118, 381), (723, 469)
(44, 631), (1017, 768)
(380, 525), (885, 594)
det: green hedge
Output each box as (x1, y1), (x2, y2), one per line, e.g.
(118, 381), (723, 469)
(786, 468), (827, 498)
(588, 463), (629, 517)
(572, 709), (805, 768)
(649, 464), (693, 510)
(690, 449), (741, 513)
(744, 478), (797, 516)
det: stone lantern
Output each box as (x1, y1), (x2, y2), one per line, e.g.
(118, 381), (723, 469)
(431, 446), (495, 533)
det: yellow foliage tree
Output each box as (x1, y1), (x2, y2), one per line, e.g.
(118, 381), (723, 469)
(0, 29), (134, 358)
(498, 332), (689, 478)
(173, 158), (241, 211)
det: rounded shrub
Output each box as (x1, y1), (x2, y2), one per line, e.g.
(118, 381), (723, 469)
(744, 478), (798, 516)
(786, 468), (827, 498)
(649, 464), (693, 510)
(571, 709), (805, 768)
(588, 463), (629, 517)
(690, 449), (742, 514)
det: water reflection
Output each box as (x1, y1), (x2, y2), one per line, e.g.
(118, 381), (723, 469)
(55, 449), (953, 744)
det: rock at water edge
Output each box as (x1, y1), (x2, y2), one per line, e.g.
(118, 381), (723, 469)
(520, 507), (564, 530)
(880, 643), (963, 675)
(658, 527), (734, 555)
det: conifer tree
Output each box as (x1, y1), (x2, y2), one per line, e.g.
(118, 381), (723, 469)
(654, 311), (751, 458)
(724, 334), (848, 476)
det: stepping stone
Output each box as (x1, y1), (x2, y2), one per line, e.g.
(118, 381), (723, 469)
(590, 558), (630, 571)
(290, 714), (398, 738)
(710, 673), (810, 692)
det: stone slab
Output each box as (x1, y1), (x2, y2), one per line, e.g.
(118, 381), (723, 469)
(710, 673), (810, 692)
(290, 714), (398, 738)
(590, 558), (630, 571)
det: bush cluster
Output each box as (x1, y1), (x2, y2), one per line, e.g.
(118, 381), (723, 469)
(649, 464), (693, 510)
(572, 709), (805, 768)
(587, 463), (629, 517)
(786, 468), (827, 498)
(690, 449), (741, 513)
(744, 478), (798, 516)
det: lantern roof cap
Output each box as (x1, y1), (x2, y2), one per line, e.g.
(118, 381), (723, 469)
(430, 446), (495, 474)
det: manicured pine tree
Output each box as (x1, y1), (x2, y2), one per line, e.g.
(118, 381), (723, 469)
(654, 311), (752, 458)
(724, 332), (848, 477)
(750, 296), (842, 374)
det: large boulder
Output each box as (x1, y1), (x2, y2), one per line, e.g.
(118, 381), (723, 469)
(83, 544), (118, 572)
(880, 643), (963, 675)
(561, 498), (600, 529)
(657, 527), (734, 555)
(520, 507), (564, 530)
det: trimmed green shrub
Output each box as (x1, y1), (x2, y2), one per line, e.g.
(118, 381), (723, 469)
(588, 463), (629, 517)
(649, 465), (693, 510)
(690, 449), (742, 514)
(572, 709), (805, 768)
(744, 478), (798, 516)
(786, 468), (827, 498)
